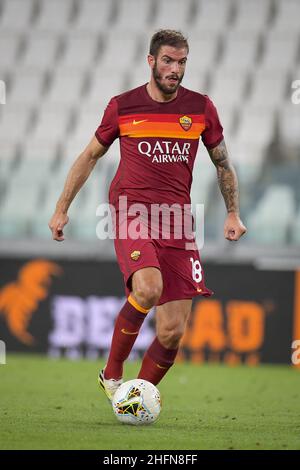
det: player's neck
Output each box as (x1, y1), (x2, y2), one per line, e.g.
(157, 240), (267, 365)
(146, 80), (178, 103)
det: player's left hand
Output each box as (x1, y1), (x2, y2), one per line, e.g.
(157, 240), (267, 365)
(224, 212), (247, 241)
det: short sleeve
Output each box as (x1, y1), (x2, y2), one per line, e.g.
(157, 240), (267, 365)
(95, 97), (119, 147)
(201, 96), (224, 150)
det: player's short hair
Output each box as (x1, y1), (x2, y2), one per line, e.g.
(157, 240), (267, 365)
(149, 29), (189, 57)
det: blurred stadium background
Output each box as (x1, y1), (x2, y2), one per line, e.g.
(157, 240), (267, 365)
(0, 0), (300, 367)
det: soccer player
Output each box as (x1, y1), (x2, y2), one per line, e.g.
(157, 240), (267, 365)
(49, 30), (246, 400)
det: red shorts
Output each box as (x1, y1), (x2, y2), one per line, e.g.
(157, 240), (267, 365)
(114, 232), (213, 306)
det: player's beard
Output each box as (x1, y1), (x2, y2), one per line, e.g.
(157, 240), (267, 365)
(152, 60), (184, 95)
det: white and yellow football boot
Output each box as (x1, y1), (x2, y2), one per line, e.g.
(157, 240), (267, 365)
(98, 367), (123, 402)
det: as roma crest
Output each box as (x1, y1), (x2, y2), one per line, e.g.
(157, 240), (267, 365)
(130, 250), (141, 261)
(179, 115), (192, 131)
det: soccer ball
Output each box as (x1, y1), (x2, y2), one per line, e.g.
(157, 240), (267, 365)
(112, 379), (161, 425)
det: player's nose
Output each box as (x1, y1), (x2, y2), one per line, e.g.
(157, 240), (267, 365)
(170, 62), (180, 74)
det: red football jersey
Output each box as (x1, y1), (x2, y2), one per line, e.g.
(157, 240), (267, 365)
(95, 84), (223, 209)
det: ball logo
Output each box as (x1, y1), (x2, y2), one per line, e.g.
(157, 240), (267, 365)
(130, 250), (141, 261)
(179, 115), (192, 131)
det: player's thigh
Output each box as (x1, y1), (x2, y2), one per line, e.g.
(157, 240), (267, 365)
(132, 267), (163, 302)
(155, 299), (192, 334)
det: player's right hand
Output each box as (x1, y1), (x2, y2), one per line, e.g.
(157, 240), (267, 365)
(48, 211), (69, 242)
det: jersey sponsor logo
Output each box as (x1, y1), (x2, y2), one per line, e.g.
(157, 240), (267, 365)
(179, 115), (192, 131)
(133, 119), (148, 125)
(130, 250), (141, 261)
(0, 260), (62, 345)
(138, 140), (191, 164)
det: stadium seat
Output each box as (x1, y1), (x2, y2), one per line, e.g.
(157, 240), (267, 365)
(260, 31), (299, 72)
(30, 104), (71, 141)
(32, 175), (104, 240)
(71, 106), (106, 142)
(215, 105), (236, 137)
(219, 33), (259, 72)
(232, 0), (272, 34)
(8, 67), (46, 106)
(71, 0), (114, 34)
(0, 182), (41, 237)
(271, 0), (300, 34)
(0, 141), (18, 180)
(128, 66), (152, 90)
(113, 0), (154, 33)
(44, 69), (85, 106)
(85, 69), (127, 106)
(185, 35), (220, 74)
(20, 32), (61, 71)
(246, 185), (296, 243)
(0, 0), (34, 33)
(31, 182), (70, 239)
(11, 140), (58, 184)
(190, 0), (229, 34)
(0, 32), (23, 71)
(98, 33), (140, 71)
(210, 70), (248, 107)
(59, 32), (100, 70)
(182, 73), (208, 94)
(33, 0), (74, 33)
(291, 209), (300, 244)
(249, 74), (287, 110)
(0, 105), (33, 142)
(191, 147), (216, 208)
(236, 104), (276, 148)
(61, 137), (92, 165)
(151, 0), (193, 32)
(279, 102), (300, 150)
(227, 138), (269, 184)
(71, 178), (108, 240)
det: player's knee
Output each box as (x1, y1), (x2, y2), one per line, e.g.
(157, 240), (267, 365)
(133, 282), (162, 308)
(157, 323), (185, 349)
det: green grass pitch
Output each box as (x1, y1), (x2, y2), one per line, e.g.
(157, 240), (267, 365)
(0, 354), (299, 450)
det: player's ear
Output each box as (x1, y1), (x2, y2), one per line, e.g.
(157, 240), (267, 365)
(147, 54), (155, 69)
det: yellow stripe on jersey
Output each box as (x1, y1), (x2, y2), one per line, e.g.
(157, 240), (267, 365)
(120, 121), (205, 139)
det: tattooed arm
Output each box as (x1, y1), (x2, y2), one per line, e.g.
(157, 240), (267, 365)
(208, 139), (247, 241)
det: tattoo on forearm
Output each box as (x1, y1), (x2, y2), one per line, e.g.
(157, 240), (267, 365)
(208, 140), (239, 213)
